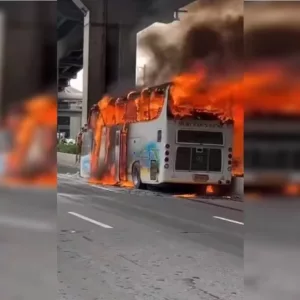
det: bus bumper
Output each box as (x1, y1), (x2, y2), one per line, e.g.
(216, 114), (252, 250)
(159, 170), (232, 185)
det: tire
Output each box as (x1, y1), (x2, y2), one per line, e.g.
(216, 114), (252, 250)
(132, 162), (146, 189)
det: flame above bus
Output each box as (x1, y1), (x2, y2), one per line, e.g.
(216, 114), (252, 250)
(89, 68), (239, 187)
(89, 60), (299, 188)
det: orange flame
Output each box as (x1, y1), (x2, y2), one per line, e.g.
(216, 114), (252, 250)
(170, 69), (243, 176)
(206, 185), (214, 194)
(283, 184), (300, 196)
(2, 95), (57, 188)
(175, 194), (197, 198)
(90, 62), (299, 189)
(90, 90), (165, 185)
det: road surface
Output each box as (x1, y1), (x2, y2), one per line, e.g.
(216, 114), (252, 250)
(0, 186), (56, 300)
(58, 166), (244, 300)
(1, 165), (297, 300)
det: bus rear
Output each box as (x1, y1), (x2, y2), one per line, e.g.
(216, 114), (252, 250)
(159, 116), (233, 186)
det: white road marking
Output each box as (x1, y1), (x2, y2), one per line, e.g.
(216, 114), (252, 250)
(68, 212), (113, 229)
(213, 216), (244, 225)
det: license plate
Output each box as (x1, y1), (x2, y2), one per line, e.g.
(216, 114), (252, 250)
(193, 174), (209, 182)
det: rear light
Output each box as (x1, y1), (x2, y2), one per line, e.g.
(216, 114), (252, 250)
(165, 151), (169, 156)
(228, 160), (232, 165)
(164, 157), (169, 162)
(218, 180), (222, 184)
(228, 154), (232, 159)
(228, 147), (232, 152)
(165, 144), (170, 149)
(164, 164), (169, 169)
(226, 180), (231, 184)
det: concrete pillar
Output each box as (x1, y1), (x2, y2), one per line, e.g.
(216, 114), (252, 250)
(232, 176), (244, 199)
(74, 0), (137, 125)
(74, 0), (107, 126)
(113, 25), (137, 95)
(70, 115), (81, 139)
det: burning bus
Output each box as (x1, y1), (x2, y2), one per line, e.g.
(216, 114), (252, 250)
(83, 79), (236, 192)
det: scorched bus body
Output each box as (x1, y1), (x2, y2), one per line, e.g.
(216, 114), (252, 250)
(85, 83), (234, 190)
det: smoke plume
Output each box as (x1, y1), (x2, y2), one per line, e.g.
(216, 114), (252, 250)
(138, 0), (300, 86)
(138, 0), (243, 85)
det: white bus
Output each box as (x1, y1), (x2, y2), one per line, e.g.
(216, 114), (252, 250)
(89, 83), (234, 190)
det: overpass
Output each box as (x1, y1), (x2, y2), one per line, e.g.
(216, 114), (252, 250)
(58, 0), (194, 124)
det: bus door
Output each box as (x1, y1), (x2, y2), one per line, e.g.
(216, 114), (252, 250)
(115, 130), (121, 182)
(80, 129), (93, 178)
(120, 127), (128, 182)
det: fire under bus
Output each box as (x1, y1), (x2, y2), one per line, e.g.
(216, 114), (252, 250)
(89, 82), (234, 192)
(245, 113), (300, 193)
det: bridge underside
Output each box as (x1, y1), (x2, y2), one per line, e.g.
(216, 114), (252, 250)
(58, 0), (193, 122)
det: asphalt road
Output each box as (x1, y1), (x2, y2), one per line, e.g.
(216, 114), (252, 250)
(0, 186), (56, 300)
(58, 166), (244, 300)
(1, 165), (298, 300)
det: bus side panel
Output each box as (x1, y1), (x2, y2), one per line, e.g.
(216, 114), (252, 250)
(127, 121), (163, 184)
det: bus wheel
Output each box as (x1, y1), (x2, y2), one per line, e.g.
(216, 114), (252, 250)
(132, 162), (146, 189)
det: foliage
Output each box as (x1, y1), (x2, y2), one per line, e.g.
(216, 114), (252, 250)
(57, 142), (77, 154)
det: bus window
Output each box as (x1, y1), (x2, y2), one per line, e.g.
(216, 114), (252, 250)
(125, 98), (138, 123)
(115, 98), (126, 124)
(102, 100), (116, 125)
(149, 90), (164, 120)
(157, 130), (162, 142)
(137, 90), (150, 121)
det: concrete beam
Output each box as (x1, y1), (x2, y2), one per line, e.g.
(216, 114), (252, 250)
(57, 23), (83, 61)
(60, 58), (83, 67)
(133, 0), (192, 33)
(60, 72), (77, 79)
(58, 0), (83, 22)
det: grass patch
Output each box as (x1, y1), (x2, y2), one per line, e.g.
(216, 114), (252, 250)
(57, 143), (77, 154)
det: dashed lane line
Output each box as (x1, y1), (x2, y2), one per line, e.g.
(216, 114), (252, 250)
(68, 212), (113, 229)
(213, 216), (244, 225)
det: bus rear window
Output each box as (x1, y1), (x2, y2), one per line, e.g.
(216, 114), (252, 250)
(177, 130), (223, 145)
